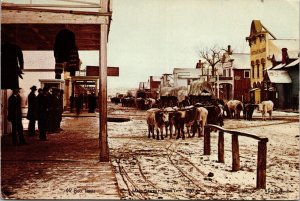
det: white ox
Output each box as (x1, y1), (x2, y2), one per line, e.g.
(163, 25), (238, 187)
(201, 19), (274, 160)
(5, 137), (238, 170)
(226, 100), (244, 119)
(258, 100), (274, 120)
(195, 107), (208, 137)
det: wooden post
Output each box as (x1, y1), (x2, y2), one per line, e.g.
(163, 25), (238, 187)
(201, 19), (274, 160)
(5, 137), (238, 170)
(218, 131), (224, 163)
(2, 90), (8, 134)
(231, 134), (240, 171)
(204, 127), (211, 155)
(99, 23), (109, 162)
(256, 139), (268, 189)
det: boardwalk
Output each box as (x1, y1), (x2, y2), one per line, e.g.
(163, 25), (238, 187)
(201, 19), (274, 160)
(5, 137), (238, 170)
(1, 116), (120, 199)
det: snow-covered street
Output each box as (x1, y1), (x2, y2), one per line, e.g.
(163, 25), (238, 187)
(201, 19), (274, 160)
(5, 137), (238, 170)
(108, 104), (299, 200)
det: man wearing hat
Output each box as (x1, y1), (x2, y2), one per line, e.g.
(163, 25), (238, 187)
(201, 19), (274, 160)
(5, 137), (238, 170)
(8, 88), (26, 145)
(27, 86), (38, 136)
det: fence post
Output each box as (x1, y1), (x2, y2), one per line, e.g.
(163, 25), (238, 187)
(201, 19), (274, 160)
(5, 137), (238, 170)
(204, 127), (211, 155)
(232, 134), (240, 171)
(218, 131), (224, 163)
(256, 138), (268, 189)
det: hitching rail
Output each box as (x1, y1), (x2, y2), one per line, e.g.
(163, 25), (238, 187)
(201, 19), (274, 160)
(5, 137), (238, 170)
(204, 124), (268, 189)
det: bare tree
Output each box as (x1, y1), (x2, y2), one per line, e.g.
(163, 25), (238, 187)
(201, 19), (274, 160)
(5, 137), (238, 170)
(197, 45), (222, 77)
(197, 45), (233, 77)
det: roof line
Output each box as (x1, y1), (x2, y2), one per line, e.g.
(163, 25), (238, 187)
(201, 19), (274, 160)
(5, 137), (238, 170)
(261, 24), (277, 39)
(1, 3), (101, 8)
(2, 6), (112, 16)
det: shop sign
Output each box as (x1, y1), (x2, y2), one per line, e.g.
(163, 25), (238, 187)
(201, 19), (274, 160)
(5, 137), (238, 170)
(251, 47), (266, 55)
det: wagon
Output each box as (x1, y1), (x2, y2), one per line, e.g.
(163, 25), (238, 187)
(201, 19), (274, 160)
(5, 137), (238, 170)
(159, 86), (189, 107)
(188, 80), (216, 105)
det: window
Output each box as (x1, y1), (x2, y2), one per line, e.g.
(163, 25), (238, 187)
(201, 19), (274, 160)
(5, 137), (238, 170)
(244, 70), (250, 78)
(256, 60), (260, 79)
(251, 61), (255, 79)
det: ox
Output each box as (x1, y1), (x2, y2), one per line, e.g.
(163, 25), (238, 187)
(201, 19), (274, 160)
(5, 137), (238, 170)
(144, 98), (157, 109)
(121, 97), (135, 107)
(163, 107), (177, 138)
(194, 107), (208, 137)
(146, 108), (169, 140)
(110, 97), (121, 104)
(226, 100), (243, 119)
(176, 106), (196, 139)
(136, 97), (146, 110)
(195, 103), (224, 127)
(259, 100), (274, 120)
(243, 103), (257, 121)
(173, 106), (208, 139)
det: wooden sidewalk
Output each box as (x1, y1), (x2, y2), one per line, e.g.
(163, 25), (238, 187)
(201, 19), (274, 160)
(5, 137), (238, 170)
(1, 116), (121, 199)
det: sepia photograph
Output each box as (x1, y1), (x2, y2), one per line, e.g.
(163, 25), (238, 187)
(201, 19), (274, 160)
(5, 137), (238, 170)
(1, 0), (299, 200)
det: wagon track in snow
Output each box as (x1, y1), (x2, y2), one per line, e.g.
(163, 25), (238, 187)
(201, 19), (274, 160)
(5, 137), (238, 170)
(225, 118), (298, 130)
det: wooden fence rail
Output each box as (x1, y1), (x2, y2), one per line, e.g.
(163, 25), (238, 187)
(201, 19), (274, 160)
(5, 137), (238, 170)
(204, 124), (268, 189)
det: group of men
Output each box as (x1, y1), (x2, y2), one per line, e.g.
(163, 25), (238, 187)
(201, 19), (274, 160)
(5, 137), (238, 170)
(70, 92), (97, 115)
(7, 85), (64, 145)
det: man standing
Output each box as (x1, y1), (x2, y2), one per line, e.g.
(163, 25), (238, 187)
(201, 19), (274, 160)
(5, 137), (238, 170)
(37, 86), (50, 140)
(88, 92), (97, 113)
(8, 89), (26, 145)
(26, 85), (38, 136)
(58, 89), (64, 131)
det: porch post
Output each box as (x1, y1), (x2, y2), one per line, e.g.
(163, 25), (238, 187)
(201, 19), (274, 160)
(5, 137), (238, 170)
(99, 23), (109, 162)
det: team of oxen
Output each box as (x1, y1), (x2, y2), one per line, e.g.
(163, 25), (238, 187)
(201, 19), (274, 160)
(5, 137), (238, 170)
(145, 99), (274, 140)
(110, 81), (274, 140)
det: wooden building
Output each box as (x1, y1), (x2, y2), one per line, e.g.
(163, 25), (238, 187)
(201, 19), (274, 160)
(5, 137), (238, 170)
(232, 53), (251, 102)
(262, 48), (299, 109)
(1, 0), (112, 161)
(246, 20), (299, 104)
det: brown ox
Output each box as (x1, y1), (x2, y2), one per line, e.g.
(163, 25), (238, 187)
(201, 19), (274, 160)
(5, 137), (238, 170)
(146, 108), (169, 140)
(173, 106), (208, 139)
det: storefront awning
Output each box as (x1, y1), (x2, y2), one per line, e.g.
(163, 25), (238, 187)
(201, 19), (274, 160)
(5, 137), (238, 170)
(267, 70), (292, 83)
(271, 63), (285, 70)
(285, 58), (300, 68)
(249, 88), (260, 91)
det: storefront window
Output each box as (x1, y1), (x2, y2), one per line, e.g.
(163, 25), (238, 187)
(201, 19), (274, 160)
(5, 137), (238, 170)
(244, 70), (250, 78)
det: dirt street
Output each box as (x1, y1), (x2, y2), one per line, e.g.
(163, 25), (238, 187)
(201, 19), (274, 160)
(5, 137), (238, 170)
(1, 102), (299, 200)
(108, 103), (299, 200)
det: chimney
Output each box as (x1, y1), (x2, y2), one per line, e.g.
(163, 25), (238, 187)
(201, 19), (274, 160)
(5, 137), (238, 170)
(196, 60), (201, 68)
(228, 45), (232, 55)
(281, 48), (288, 64)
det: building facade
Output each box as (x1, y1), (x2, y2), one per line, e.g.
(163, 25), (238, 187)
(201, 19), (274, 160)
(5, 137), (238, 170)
(246, 20), (299, 104)
(231, 53), (251, 102)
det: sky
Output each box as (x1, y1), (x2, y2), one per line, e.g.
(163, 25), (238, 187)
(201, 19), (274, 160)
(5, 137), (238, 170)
(104, 0), (299, 89)
(3, 0), (299, 91)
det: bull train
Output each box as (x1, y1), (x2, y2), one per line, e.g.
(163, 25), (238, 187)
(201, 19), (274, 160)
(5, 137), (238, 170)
(146, 80), (275, 140)
(146, 81), (225, 140)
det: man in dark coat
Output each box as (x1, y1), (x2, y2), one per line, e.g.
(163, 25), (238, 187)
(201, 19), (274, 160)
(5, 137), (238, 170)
(58, 89), (64, 131)
(88, 92), (97, 113)
(48, 88), (60, 133)
(1, 42), (24, 89)
(70, 94), (74, 113)
(37, 86), (50, 140)
(8, 89), (26, 145)
(75, 94), (82, 115)
(26, 85), (38, 136)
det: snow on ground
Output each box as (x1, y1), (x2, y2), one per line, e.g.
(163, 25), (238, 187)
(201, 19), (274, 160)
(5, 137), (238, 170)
(108, 105), (299, 200)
